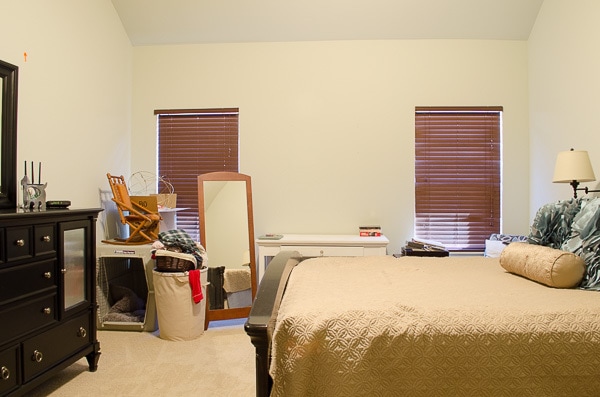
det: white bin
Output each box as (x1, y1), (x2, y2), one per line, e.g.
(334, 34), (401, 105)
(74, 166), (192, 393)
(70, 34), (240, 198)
(152, 268), (207, 341)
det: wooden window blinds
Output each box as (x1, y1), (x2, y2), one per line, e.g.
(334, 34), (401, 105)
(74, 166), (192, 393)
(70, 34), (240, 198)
(414, 106), (502, 251)
(156, 108), (239, 241)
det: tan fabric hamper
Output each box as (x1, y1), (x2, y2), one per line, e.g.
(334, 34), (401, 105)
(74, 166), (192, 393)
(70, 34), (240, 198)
(152, 268), (207, 341)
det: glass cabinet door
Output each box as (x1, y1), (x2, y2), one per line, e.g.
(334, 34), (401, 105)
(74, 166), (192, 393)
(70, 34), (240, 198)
(60, 220), (91, 316)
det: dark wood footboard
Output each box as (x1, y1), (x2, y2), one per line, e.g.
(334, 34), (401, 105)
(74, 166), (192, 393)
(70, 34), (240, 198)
(244, 251), (303, 397)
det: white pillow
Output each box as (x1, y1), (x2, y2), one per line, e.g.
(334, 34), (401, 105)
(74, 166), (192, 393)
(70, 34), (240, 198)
(484, 239), (507, 258)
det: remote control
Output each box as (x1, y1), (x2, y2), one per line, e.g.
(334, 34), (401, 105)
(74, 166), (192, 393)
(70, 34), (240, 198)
(46, 200), (71, 209)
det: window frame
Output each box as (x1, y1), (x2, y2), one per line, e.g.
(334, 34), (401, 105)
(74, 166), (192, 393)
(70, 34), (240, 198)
(414, 106), (502, 252)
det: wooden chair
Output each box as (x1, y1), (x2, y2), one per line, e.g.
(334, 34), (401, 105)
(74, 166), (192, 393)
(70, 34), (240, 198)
(102, 173), (161, 245)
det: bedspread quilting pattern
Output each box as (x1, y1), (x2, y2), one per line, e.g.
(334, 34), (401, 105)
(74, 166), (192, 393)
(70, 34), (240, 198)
(270, 256), (600, 397)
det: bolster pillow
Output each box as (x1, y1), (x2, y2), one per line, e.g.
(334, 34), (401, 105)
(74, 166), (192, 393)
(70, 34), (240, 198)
(499, 242), (585, 288)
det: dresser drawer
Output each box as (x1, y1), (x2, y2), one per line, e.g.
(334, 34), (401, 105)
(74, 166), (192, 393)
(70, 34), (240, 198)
(281, 245), (364, 257)
(22, 312), (91, 382)
(0, 345), (19, 396)
(0, 208), (101, 395)
(0, 294), (57, 341)
(0, 260), (56, 304)
(34, 224), (56, 256)
(5, 226), (34, 262)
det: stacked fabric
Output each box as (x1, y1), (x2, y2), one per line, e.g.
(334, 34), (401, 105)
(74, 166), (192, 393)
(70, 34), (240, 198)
(153, 229), (208, 267)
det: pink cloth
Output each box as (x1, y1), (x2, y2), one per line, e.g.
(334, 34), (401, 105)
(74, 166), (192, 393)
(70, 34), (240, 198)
(188, 269), (203, 303)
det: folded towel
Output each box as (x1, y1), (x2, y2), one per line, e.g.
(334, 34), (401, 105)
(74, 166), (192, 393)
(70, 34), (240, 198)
(223, 268), (251, 293)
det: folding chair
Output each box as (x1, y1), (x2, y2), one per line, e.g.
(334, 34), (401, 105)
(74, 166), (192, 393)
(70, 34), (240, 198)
(102, 173), (161, 245)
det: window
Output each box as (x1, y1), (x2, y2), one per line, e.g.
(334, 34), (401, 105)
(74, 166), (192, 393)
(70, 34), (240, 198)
(155, 108), (239, 241)
(414, 106), (502, 252)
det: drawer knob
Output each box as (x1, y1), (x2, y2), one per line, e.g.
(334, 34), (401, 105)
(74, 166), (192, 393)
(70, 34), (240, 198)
(43, 307), (51, 315)
(320, 249), (324, 256)
(32, 350), (43, 363)
(78, 327), (87, 338)
(43, 271), (52, 279)
(61, 268), (67, 274)
(1, 366), (10, 381)
(42, 235), (51, 242)
(15, 239), (25, 247)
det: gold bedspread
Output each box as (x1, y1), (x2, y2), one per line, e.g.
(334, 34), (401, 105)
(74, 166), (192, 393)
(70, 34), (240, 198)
(270, 256), (600, 396)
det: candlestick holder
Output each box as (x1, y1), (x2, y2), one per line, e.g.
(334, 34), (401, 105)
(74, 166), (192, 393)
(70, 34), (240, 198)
(21, 161), (46, 211)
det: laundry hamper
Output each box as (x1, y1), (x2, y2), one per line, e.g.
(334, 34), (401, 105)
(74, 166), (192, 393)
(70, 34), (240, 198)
(152, 267), (207, 341)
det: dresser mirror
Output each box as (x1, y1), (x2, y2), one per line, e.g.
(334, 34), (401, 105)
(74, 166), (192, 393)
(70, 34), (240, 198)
(198, 171), (257, 326)
(0, 59), (18, 209)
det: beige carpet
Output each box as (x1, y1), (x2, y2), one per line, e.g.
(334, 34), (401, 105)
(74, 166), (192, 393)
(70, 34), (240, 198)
(27, 319), (255, 397)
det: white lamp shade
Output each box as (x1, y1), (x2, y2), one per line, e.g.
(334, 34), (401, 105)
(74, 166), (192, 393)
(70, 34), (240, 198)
(553, 150), (596, 183)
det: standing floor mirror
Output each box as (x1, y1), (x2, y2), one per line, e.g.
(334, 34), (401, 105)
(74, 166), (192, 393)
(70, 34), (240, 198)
(198, 172), (257, 329)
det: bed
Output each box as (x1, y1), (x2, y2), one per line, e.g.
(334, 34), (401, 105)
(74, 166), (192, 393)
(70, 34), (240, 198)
(245, 198), (600, 397)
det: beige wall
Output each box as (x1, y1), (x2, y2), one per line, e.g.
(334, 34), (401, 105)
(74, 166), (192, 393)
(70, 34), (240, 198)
(529, 0), (600, 215)
(0, 0), (132, 213)
(8, 1), (582, 253)
(132, 40), (530, 253)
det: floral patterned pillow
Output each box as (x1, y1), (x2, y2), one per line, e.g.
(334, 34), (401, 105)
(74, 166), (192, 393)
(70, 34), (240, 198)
(528, 198), (582, 249)
(560, 198), (600, 290)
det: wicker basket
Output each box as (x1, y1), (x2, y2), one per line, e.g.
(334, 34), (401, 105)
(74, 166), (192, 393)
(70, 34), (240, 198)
(155, 250), (196, 272)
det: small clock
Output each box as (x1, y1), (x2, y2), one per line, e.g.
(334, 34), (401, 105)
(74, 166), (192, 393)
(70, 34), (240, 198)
(23, 183), (47, 211)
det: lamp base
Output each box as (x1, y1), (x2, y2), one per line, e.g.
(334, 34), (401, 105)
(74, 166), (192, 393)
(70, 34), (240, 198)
(570, 180), (580, 198)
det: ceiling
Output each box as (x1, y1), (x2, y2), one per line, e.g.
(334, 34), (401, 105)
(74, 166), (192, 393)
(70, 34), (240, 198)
(111, 0), (545, 46)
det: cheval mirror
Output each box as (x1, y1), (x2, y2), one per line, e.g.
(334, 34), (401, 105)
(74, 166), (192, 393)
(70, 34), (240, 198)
(198, 172), (257, 328)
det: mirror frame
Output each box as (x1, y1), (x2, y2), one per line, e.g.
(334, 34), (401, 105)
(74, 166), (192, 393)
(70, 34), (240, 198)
(0, 59), (18, 210)
(198, 171), (257, 326)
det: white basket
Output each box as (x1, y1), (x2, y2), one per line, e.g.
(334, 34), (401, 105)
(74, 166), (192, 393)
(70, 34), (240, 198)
(153, 268), (208, 341)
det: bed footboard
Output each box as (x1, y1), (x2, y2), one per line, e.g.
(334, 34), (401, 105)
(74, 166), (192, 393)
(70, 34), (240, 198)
(244, 251), (302, 397)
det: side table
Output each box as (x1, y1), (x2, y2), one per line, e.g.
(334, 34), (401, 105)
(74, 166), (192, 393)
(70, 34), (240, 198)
(255, 234), (389, 282)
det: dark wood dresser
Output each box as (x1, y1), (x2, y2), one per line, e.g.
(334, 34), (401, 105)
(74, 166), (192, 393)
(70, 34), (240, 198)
(0, 208), (101, 396)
